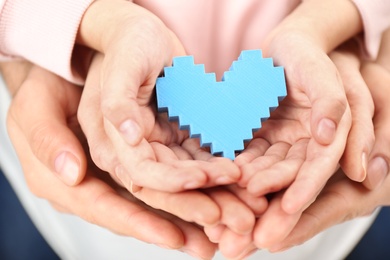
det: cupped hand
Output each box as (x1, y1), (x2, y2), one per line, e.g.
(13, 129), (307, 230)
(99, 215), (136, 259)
(231, 31), (352, 249)
(330, 42), (375, 187)
(265, 31), (390, 251)
(360, 28), (390, 190)
(7, 65), (87, 186)
(79, 54), (254, 233)
(6, 65), (217, 259)
(77, 0), (240, 193)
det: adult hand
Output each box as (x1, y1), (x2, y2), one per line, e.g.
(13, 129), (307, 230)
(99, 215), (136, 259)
(6, 65), (217, 259)
(7, 64), (87, 186)
(269, 170), (387, 252)
(330, 42), (375, 188)
(77, 0), (240, 193)
(360, 28), (390, 190)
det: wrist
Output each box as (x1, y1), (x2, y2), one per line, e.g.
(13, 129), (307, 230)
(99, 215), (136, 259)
(0, 61), (32, 97)
(264, 0), (362, 54)
(77, 0), (159, 53)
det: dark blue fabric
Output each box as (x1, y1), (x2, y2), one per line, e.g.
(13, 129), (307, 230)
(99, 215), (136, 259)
(0, 168), (59, 260)
(346, 206), (390, 260)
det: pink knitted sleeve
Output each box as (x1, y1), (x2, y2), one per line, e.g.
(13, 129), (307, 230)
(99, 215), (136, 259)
(0, 0), (94, 85)
(353, 0), (390, 59)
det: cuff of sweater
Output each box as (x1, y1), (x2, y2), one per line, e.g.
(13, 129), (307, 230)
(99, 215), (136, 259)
(0, 0), (94, 85)
(352, 0), (390, 60)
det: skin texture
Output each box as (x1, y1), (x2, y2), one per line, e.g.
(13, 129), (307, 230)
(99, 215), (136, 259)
(82, 53), (258, 233)
(76, 0), (241, 194)
(2, 0), (389, 259)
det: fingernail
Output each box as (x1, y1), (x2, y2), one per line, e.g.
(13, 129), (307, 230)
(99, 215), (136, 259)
(54, 152), (80, 185)
(317, 118), (336, 144)
(183, 181), (202, 189)
(115, 165), (142, 193)
(361, 152), (368, 181)
(119, 119), (140, 145)
(367, 157), (388, 189)
(215, 176), (234, 185)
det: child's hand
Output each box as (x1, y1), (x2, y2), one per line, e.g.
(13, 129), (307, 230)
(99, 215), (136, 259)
(77, 1), (240, 192)
(235, 95), (351, 249)
(236, 31), (353, 212)
(79, 53), (256, 238)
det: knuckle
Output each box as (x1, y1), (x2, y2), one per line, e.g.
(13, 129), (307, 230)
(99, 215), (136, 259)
(100, 98), (118, 118)
(76, 102), (87, 127)
(89, 142), (113, 172)
(29, 122), (56, 159)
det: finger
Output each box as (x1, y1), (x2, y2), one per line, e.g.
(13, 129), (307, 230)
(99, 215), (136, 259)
(127, 187), (221, 227)
(8, 117), (186, 250)
(239, 141), (290, 187)
(247, 138), (307, 196)
(130, 198), (217, 259)
(226, 185), (268, 216)
(253, 192), (301, 250)
(293, 51), (348, 145)
(204, 188), (255, 235)
(100, 54), (145, 146)
(153, 141), (241, 187)
(168, 143), (193, 160)
(8, 66), (86, 186)
(111, 136), (206, 191)
(78, 55), (122, 177)
(204, 224), (226, 243)
(218, 230), (255, 259)
(331, 47), (375, 182)
(361, 63), (390, 189)
(99, 11), (185, 146)
(271, 174), (373, 251)
(170, 220), (217, 260)
(281, 107), (351, 214)
(234, 138), (270, 166)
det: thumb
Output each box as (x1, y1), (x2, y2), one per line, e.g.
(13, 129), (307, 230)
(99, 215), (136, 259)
(8, 66), (87, 186)
(98, 19), (185, 147)
(99, 49), (151, 147)
(361, 62), (390, 190)
(305, 55), (348, 145)
(330, 47), (375, 182)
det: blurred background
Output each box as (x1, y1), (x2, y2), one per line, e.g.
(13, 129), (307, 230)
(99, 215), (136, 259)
(1, 167), (390, 260)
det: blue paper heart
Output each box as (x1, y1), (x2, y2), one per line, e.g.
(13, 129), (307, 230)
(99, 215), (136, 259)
(156, 50), (286, 159)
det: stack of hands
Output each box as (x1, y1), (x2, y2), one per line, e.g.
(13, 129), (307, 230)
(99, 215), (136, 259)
(4, 1), (390, 259)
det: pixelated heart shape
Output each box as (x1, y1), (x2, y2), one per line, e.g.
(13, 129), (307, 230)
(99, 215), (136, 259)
(156, 50), (287, 159)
